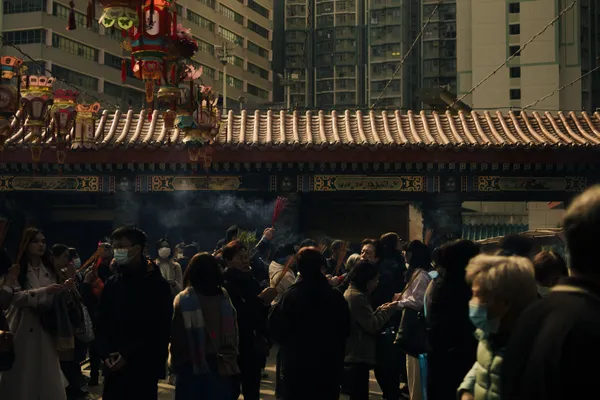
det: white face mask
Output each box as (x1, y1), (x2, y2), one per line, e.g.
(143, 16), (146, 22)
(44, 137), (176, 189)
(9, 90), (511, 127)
(158, 248), (171, 259)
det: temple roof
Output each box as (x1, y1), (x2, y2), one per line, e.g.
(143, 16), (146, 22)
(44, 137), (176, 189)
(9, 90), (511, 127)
(6, 109), (600, 150)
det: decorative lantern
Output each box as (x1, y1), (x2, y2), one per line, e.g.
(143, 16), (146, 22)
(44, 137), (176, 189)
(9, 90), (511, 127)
(176, 81), (220, 165)
(50, 89), (78, 164)
(157, 25), (198, 129)
(98, 0), (143, 30)
(20, 75), (55, 162)
(72, 103), (101, 150)
(0, 56), (23, 150)
(130, 0), (174, 110)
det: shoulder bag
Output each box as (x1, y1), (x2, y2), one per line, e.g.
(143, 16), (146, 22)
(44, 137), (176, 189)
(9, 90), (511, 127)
(394, 270), (428, 357)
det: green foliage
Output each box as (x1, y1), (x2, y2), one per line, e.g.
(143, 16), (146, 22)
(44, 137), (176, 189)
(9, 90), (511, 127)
(237, 230), (258, 249)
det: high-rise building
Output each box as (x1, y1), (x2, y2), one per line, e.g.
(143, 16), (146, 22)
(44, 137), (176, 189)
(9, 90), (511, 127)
(421, 0), (456, 93)
(280, 0), (419, 110)
(368, 0), (420, 109)
(0, 0), (273, 109)
(457, 0), (600, 111)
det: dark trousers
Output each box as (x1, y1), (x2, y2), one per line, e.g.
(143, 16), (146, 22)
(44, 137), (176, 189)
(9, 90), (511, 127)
(374, 332), (402, 400)
(60, 360), (82, 389)
(88, 340), (101, 380)
(103, 370), (158, 400)
(275, 348), (284, 398)
(232, 352), (261, 400)
(345, 362), (371, 400)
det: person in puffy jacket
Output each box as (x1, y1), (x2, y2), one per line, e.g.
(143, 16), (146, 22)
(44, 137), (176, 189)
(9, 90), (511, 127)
(458, 254), (537, 400)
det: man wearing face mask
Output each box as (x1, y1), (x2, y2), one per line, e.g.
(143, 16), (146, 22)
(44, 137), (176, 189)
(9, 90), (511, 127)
(95, 226), (173, 400)
(155, 238), (183, 297)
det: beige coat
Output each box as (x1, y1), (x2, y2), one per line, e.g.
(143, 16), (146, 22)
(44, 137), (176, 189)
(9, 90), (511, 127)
(0, 265), (68, 400)
(269, 261), (296, 305)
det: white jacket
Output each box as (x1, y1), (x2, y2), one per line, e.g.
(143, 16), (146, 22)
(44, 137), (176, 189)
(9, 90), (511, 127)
(269, 261), (296, 305)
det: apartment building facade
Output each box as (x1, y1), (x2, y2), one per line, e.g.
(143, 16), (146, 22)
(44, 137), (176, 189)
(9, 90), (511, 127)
(421, 0), (456, 93)
(280, 0), (419, 110)
(457, 0), (600, 111)
(0, 0), (273, 110)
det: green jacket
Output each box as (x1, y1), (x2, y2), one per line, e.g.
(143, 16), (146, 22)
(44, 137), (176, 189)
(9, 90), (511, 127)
(458, 330), (505, 400)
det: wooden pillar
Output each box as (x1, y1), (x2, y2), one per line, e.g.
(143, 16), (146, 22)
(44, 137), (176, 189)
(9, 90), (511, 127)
(421, 193), (463, 249)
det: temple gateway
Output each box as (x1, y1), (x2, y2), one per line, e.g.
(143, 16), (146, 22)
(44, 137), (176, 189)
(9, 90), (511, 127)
(0, 105), (597, 251)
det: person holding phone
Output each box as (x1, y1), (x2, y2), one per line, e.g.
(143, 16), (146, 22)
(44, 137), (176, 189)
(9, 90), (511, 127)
(95, 226), (173, 400)
(0, 228), (70, 400)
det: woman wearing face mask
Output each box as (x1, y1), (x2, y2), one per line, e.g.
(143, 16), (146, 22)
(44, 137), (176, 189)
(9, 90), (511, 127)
(156, 238), (183, 297)
(52, 244), (90, 399)
(344, 261), (398, 400)
(0, 228), (73, 400)
(458, 254), (537, 400)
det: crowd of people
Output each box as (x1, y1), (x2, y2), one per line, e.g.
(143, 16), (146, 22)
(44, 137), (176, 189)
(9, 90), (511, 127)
(0, 186), (599, 400)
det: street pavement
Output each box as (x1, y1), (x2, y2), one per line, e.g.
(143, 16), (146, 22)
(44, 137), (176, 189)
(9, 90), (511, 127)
(82, 349), (384, 399)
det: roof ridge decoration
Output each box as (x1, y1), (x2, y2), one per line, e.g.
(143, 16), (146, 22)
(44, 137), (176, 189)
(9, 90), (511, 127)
(4, 109), (600, 152)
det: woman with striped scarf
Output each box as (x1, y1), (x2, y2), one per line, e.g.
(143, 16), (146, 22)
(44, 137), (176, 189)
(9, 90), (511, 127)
(169, 252), (240, 400)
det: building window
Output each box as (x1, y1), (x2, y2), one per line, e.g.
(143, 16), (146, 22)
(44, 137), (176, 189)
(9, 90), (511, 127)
(52, 65), (98, 91)
(53, 2), (99, 32)
(218, 26), (244, 46)
(249, 0), (269, 18)
(105, 27), (123, 41)
(509, 24), (520, 35)
(104, 81), (144, 108)
(248, 20), (269, 39)
(509, 45), (521, 56)
(176, 3), (183, 14)
(22, 60), (47, 75)
(247, 83), (269, 99)
(247, 62), (269, 80)
(247, 41), (269, 59)
(3, 0), (46, 14)
(509, 2), (520, 13)
(510, 66), (521, 78)
(218, 3), (244, 25)
(196, 38), (215, 56)
(198, 0), (215, 9)
(1, 29), (44, 45)
(190, 60), (215, 80)
(509, 88), (521, 100)
(226, 55), (244, 68)
(218, 73), (243, 90)
(187, 10), (215, 32)
(52, 34), (99, 61)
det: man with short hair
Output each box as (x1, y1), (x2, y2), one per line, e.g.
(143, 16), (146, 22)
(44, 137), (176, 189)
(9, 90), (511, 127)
(502, 186), (600, 400)
(326, 240), (348, 275)
(95, 226), (173, 400)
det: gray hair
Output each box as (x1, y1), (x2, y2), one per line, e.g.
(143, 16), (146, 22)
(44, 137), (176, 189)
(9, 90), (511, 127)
(466, 254), (537, 312)
(345, 253), (361, 272)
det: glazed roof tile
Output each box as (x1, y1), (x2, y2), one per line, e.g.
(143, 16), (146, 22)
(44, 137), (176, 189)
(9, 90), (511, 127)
(6, 109), (600, 149)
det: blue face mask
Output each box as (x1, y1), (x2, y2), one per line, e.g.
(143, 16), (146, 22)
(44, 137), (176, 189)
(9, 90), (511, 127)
(469, 302), (500, 335)
(114, 249), (133, 266)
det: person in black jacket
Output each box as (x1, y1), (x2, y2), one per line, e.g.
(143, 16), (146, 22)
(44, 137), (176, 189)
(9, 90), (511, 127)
(365, 234), (406, 400)
(502, 187), (600, 400)
(95, 226), (173, 400)
(426, 239), (479, 400)
(269, 246), (351, 400)
(222, 240), (277, 400)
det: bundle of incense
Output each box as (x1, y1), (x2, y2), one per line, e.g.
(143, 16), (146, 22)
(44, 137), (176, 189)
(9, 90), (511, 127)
(334, 241), (348, 276)
(424, 229), (434, 246)
(272, 196), (288, 227)
(8, 226), (35, 284)
(273, 254), (296, 289)
(77, 249), (100, 274)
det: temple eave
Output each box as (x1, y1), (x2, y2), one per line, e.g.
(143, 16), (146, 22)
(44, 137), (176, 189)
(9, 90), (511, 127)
(2, 146), (600, 165)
